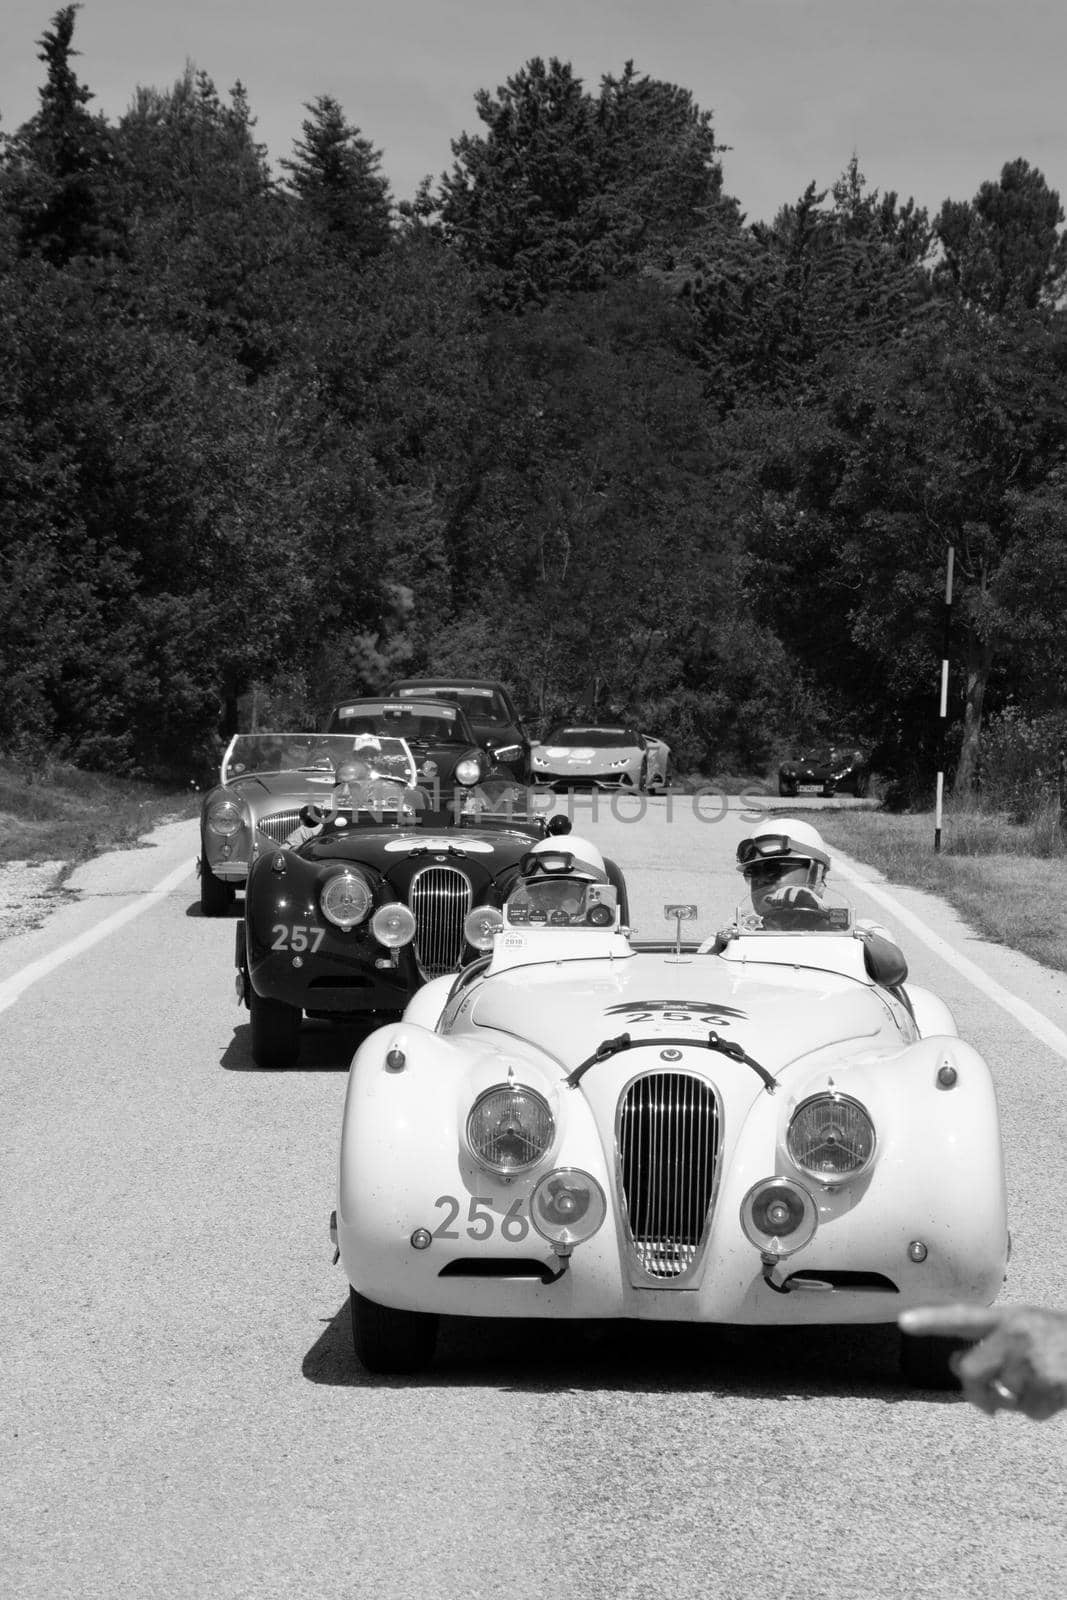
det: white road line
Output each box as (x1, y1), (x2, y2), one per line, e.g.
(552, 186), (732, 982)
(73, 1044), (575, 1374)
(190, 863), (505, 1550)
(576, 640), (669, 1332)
(0, 859), (195, 1016)
(832, 853), (1067, 1061)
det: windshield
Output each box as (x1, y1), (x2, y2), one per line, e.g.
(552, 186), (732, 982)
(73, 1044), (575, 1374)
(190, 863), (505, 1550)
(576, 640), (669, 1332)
(221, 733), (416, 786)
(733, 887), (854, 935)
(327, 699), (471, 745)
(544, 727), (639, 748)
(505, 878), (618, 928)
(396, 685), (511, 725)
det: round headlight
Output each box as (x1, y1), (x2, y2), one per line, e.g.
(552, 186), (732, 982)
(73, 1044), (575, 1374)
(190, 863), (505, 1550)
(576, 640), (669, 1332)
(466, 1083), (554, 1175)
(531, 1168), (606, 1247)
(320, 870), (373, 931)
(464, 906), (503, 950)
(207, 799), (243, 837)
(455, 757), (483, 787)
(740, 1178), (817, 1256)
(370, 903), (416, 948)
(787, 1093), (875, 1181)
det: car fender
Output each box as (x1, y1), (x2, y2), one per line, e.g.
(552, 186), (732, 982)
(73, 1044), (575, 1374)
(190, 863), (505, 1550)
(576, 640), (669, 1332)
(402, 973), (460, 1029)
(337, 1022), (611, 1291)
(905, 983), (959, 1039)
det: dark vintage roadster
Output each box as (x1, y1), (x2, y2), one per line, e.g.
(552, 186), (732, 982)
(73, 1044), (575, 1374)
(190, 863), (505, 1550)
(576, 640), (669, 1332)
(236, 797), (573, 1069)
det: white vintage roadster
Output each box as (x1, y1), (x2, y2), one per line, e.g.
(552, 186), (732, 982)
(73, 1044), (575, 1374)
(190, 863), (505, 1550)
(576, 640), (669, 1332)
(333, 870), (1008, 1378)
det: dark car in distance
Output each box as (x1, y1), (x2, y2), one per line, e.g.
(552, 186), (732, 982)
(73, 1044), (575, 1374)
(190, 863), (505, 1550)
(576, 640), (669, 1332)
(778, 747), (870, 798)
(324, 696), (515, 804)
(386, 678), (531, 782)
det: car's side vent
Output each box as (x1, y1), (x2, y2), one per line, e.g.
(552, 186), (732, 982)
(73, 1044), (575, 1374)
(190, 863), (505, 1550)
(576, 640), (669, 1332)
(617, 1071), (720, 1284)
(258, 810), (303, 844)
(409, 865), (473, 978)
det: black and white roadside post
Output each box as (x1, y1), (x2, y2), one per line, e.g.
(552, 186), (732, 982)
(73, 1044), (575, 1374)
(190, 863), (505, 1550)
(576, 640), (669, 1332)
(934, 545), (955, 853)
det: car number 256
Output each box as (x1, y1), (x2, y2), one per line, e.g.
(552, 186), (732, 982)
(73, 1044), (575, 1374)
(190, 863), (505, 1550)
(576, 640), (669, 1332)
(432, 1194), (529, 1241)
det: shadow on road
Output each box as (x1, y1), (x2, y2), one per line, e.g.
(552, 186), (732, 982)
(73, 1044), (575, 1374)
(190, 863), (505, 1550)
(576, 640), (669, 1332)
(220, 1017), (379, 1073)
(302, 1297), (955, 1404)
(184, 897), (242, 919)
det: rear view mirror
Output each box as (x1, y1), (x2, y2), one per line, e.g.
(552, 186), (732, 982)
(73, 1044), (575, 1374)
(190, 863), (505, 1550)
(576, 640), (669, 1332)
(863, 932), (908, 988)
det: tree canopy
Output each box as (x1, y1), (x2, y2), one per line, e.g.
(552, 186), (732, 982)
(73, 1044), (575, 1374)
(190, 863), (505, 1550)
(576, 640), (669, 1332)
(1, 11), (1064, 797)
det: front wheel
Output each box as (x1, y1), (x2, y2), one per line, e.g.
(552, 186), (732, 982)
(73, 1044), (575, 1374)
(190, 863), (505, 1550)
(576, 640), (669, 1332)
(778, 779), (797, 798)
(853, 771), (870, 798)
(350, 1288), (439, 1374)
(200, 856), (234, 916)
(249, 989), (301, 1069)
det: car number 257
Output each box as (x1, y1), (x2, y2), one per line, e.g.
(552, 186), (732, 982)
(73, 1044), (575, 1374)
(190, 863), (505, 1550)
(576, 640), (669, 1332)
(432, 1195), (529, 1241)
(271, 923), (326, 952)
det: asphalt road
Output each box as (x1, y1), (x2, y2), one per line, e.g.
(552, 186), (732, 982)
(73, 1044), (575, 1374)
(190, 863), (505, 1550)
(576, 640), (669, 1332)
(3, 792), (1066, 1600)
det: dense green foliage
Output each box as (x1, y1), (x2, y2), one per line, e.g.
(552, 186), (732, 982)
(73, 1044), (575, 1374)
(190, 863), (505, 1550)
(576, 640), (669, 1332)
(1, 10), (1065, 798)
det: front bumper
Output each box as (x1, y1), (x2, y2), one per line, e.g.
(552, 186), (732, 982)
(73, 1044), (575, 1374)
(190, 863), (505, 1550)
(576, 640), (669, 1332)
(530, 769), (641, 790)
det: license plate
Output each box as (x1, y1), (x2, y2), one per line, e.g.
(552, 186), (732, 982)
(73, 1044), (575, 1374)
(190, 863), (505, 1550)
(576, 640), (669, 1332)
(798, 784), (822, 793)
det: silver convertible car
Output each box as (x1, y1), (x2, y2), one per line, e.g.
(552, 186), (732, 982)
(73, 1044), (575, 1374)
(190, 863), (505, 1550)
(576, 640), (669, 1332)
(197, 733), (416, 915)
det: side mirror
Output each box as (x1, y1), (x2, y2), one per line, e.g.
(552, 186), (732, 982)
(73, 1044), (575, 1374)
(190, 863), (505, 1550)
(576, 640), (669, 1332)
(863, 932), (908, 988)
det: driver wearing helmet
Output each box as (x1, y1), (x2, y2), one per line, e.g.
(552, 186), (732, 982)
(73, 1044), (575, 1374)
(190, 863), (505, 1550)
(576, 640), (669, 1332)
(712, 818), (902, 960)
(737, 817), (834, 929)
(510, 836), (611, 925)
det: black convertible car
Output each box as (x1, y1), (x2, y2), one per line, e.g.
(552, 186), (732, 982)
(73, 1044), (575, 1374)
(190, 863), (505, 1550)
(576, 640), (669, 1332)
(778, 747), (870, 798)
(237, 799), (574, 1069)
(325, 696), (512, 803)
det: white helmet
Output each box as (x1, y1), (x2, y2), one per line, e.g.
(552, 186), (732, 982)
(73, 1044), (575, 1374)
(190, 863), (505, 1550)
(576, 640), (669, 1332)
(736, 817), (830, 883)
(527, 834), (607, 882)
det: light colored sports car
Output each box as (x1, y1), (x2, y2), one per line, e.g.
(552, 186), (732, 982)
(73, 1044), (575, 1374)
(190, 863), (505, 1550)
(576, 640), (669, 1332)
(530, 725), (671, 790)
(333, 879), (1008, 1378)
(197, 732), (416, 916)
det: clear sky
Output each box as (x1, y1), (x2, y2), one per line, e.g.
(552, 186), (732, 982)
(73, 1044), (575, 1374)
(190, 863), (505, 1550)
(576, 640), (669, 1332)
(2, 0), (1064, 225)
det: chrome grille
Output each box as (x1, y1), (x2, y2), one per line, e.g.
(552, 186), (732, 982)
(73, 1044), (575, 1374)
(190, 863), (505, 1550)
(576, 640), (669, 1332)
(409, 865), (473, 977)
(258, 809), (304, 843)
(617, 1072), (720, 1281)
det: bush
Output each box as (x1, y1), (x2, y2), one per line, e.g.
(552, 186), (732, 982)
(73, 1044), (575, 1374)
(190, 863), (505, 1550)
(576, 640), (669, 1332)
(978, 707), (1067, 823)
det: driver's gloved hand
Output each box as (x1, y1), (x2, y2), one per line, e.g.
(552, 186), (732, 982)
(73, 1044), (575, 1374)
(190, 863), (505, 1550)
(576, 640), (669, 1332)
(766, 886), (824, 911)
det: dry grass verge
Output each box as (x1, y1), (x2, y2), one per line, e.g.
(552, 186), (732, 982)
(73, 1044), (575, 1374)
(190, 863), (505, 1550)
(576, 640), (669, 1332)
(0, 757), (200, 871)
(816, 805), (1067, 973)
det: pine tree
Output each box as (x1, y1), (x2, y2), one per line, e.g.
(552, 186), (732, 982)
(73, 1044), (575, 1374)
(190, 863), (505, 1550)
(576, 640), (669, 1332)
(281, 95), (391, 261)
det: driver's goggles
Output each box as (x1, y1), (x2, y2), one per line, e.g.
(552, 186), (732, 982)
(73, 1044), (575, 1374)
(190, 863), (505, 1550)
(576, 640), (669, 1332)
(520, 850), (581, 877)
(737, 834), (799, 864)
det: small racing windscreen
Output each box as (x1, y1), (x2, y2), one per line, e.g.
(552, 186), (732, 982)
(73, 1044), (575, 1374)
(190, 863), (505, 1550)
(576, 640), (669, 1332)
(734, 885), (854, 935)
(505, 878), (618, 928)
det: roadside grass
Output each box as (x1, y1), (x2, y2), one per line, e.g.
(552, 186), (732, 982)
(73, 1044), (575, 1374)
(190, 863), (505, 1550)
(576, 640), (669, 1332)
(0, 756), (200, 870)
(815, 803), (1067, 973)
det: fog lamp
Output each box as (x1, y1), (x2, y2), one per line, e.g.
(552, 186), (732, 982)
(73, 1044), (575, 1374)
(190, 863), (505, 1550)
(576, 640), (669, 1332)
(455, 757), (482, 787)
(371, 903), (416, 948)
(741, 1178), (817, 1257)
(464, 906), (503, 950)
(531, 1168), (606, 1247)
